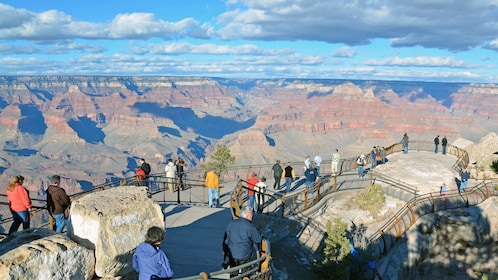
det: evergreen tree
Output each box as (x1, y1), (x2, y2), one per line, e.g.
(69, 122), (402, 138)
(313, 218), (352, 279)
(201, 144), (235, 174)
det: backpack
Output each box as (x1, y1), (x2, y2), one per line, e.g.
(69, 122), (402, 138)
(142, 163), (151, 175)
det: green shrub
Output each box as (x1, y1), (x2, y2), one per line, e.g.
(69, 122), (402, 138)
(357, 184), (385, 216)
(313, 218), (352, 279)
(491, 159), (498, 173)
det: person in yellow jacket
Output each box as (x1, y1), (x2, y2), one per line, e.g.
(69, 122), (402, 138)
(205, 167), (220, 208)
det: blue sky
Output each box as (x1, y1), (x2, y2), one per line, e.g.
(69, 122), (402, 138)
(1, 0), (497, 82)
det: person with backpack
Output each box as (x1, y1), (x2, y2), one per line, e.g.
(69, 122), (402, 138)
(271, 160), (283, 189)
(46, 175), (71, 233)
(140, 158), (151, 186)
(357, 155), (366, 177)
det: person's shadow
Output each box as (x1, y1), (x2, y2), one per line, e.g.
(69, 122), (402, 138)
(454, 177), (461, 192)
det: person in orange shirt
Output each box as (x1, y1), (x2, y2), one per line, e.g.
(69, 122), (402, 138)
(7, 175), (32, 235)
(205, 167), (220, 208)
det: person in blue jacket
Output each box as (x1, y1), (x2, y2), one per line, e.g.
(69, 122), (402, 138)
(133, 226), (174, 280)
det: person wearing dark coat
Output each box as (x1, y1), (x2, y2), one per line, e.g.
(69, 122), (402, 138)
(46, 175), (70, 233)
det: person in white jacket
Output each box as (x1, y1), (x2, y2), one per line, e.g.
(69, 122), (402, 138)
(164, 159), (176, 192)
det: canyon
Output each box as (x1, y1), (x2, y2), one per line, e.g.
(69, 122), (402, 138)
(0, 76), (497, 195)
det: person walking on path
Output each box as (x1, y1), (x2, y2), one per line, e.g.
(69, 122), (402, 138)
(434, 135), (440, 153)
(205, 167), (220, 208)
(283, 162), (296, 192)
(304, 164), (317, 194)
(254, 177), (267, 213)
(357, 155), (366, 178)
(133, 226), (174, 280)
(442, 136), (448, 155)
(246, 173), (259, 210)
(46, 175), (71, 233)
(314, 152), (322, 177)
(331, 149), (340, 176)
(164, 159), (176, 192)
(222, 206), (262, 277)
(271, 160), (283, 189)
(401, 133), (409, 154)
(440, 182), (447, 199)
(460, 169), (470, 192)
(7, 175), (32, 235)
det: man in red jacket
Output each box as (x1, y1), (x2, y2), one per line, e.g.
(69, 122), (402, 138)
(46, 175), (71, 233)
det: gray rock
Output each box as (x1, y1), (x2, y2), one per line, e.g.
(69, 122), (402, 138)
(0, 228), (95, 280)
(67, 186), (165, 278)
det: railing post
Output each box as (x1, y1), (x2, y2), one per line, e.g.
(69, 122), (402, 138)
(304, 188), (309, 210)
(199, 272), (208, 280)
(333, 176), (337, 192)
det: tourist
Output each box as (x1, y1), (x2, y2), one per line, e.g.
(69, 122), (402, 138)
(357, 155), (366, 177)
(164, 158), (176, 192)
(304, 164), (317, 193)
(304, 155), (311, 170)
(460, 169), (470, 192)
(222, 206), (262, 277)
(7, 175), (32, 235)
(246, 173), (259, 210)
(46, 175), (71, 233)
(254, 177), (267, 213)
(205, 167), (220, 208)
(440, 182), (447, 199)
(331, 149), (340, 177)
(133, 226), (174, 280)
(442, 136), (448, 155)
(401, 133), (409, 154)
(371, 147), (377, 169)
(139, 158), (151, 186)
(176, 158), (185, 191)
(271, 160), (283, 189)
(283, 162), (295, 192)
(135, 167), (146, 187)
(434, 135), (440, 153)
(314, 152), (322, 177)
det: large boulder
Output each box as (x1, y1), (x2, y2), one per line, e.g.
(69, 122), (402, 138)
(67, 186), (165, 278)
(0, 228), (95, 280)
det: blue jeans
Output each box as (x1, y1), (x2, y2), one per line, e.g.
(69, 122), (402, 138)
(285, 177), (292, 192)
(435, 145), (439, 153)
(248, 195), (256, 210)
(9, 210), (30, 234)
(460, 180), (469, 192)
(208, 188), (219, 207)
(358, 166), (365, 177)
(442, 146), (447, 155)
(52, 213), (66, 233)
(403, 145), (408, 154)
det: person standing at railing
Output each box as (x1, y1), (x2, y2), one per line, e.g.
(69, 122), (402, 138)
(247, 173), (259, 210)
(283, 162), (295, 192)
(272, 160), (283, 189)
(401, 133), (409, 154)
(314, 152), (322, 177)
(305, 164), (317, 194)
(357, 155), (366, 178)
(139, 158), (151, 187)
(164, 158), (176, 192)
(442, 136), (448, 155)
(434, 135), (440, 153)
(7, 175), (32, 235)
(370, 147), (377, 169)
(254, 177), (267, 213)
(175, 158), (185, 191)
(205, 167), (220, 208)
(46, 175), (71, 233)
(222, 206), (262, 277)
(331, 149), (340, 176)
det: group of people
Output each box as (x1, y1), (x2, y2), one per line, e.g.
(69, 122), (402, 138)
(6, 174), (70, 235)
(135, 157), (187, 192)
(434, 135), (449, 155)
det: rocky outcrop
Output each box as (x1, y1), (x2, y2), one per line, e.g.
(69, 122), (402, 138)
(377, 197), (498, 280)
(0, 228), (95, 280)
(67, 186), (165, 278)
(457, 132), (498, 179)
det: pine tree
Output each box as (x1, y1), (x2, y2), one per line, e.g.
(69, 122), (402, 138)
(201, 144), (235, 174)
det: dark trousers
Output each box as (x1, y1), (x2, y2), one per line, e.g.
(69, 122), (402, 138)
(273, 176), (281, 189)
(230, 255), (252, 277)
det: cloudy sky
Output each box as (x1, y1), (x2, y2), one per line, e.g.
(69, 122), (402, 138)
(1, 0), (497, 82)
